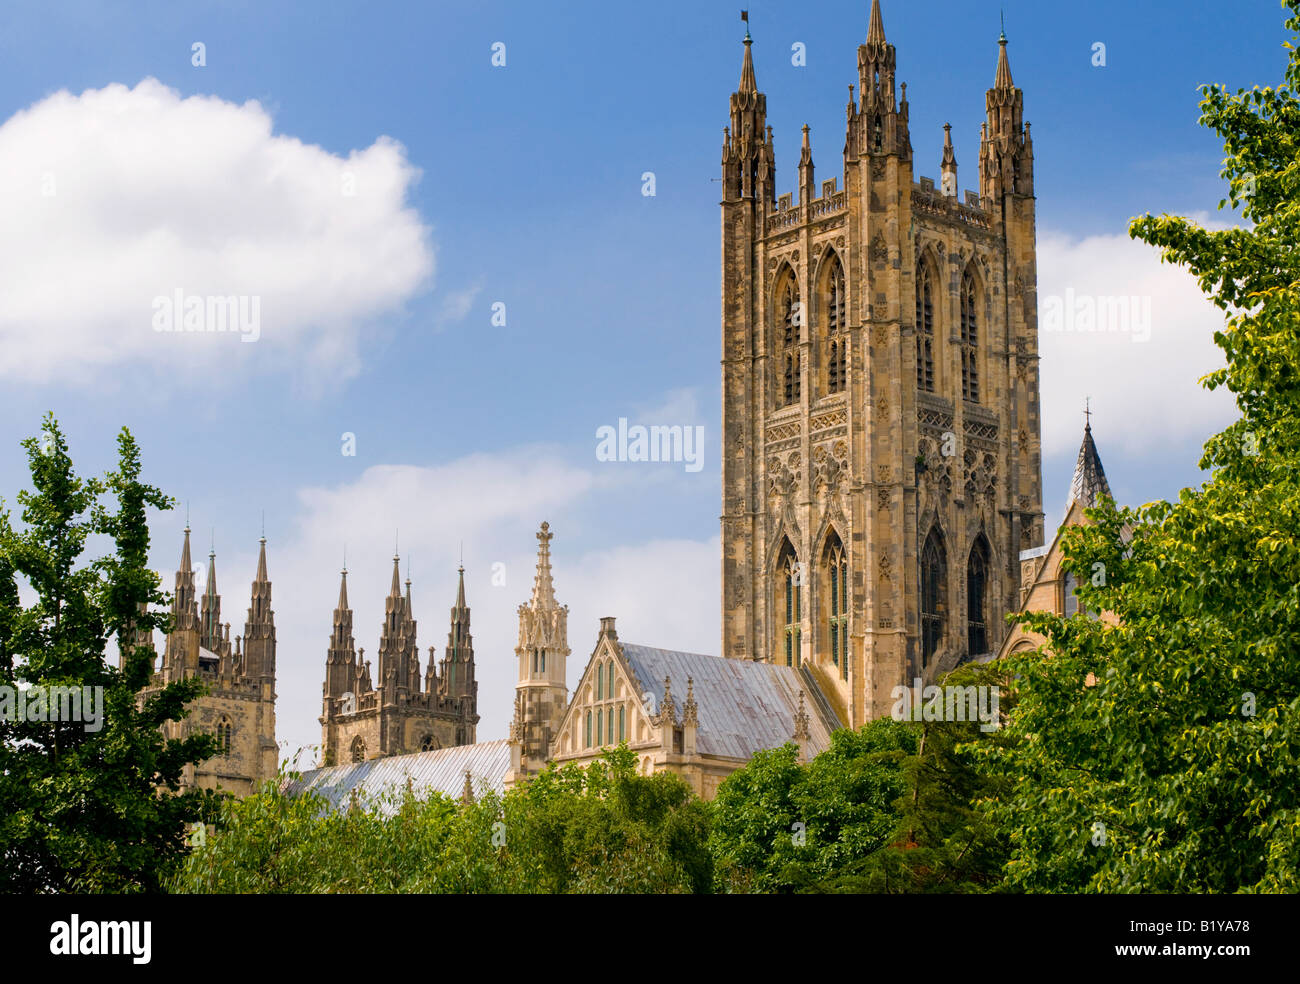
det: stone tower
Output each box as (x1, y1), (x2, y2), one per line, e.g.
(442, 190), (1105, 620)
(151, 528), (279, 796)
(319, 557), (479, 765)
(509, 521), (570, 777)
(719, 2), (1044, 727)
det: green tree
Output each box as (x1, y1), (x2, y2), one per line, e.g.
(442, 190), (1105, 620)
(981, 2), (1300, 893)
(174, 745), (714, 894)
(710, 720), (916, 892)
(0, 415), (222, 893)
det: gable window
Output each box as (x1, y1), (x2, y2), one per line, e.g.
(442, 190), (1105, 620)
(1064, 570), (1080, 618)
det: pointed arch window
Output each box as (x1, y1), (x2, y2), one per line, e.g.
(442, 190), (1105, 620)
(596, 708), (604, 748)
(825, 538), (849, 679)
(777, 271), (802, 406)
(597, 662), (604, 700)
(618, 704), (625, 742)
(960, 270), (980, 403)
(822, 254), (847, 394)
(779, 545), (802, 667)
(350, 735), (366, 764)
(585, 710), (592, 748)
(920, 528), (947, 668)
(216, 716), (233, 756)
(967, 536), (990, 658)
(916, 262), (935, 392)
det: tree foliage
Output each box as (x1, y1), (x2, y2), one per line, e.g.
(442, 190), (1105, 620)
(0, 415), (222, 893)
(174, 745), (712, 894)
(980, 3), (1300, 893)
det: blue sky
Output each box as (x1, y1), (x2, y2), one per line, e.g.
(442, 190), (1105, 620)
(0, 0), (1286, 761)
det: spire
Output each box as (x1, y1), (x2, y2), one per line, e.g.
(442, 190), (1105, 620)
(739, 23), (757, 94)
(243, 534), (275, 680)
(867, 0), (886, 45)
(1068, 412), (1112, 513)
(799, 123), (812, 166)
(980, 25), (1030, 201)
(206, 549), (218, 600)
(455, 565), (467, 611)
(179, 525), (192, 573)
(529, 521), (557, 610)
(389, 554), (401, 598)
(337, 566), (349, 611)
(994, 32), (1014, 89)
(200, 547), (224, 654)
(942, 122), (956, 168)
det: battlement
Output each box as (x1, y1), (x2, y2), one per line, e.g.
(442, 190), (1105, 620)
(912, 180), (992, 230)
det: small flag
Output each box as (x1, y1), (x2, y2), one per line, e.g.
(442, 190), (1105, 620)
(741, 10), (748, 23)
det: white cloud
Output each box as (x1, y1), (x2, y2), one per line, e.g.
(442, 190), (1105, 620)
(219, 445), (717, 767)
(1037, 219), (1238, 456)
(0, 78), (433, 387)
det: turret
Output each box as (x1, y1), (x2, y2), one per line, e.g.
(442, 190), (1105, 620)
(979, 31), (1033, 202)
(163, 526), (200, 680)
(798, 124), (815, 206)
(847, 0), (910, 160)
(241, 536), (276, 681)
(940, 122), (958, 197)
(376, 554), (417, 701)
(440, 566), (476, 703)
(722, 20), (775, 206)
(323, 567), (356, 700)
(512, 521), (570, 771)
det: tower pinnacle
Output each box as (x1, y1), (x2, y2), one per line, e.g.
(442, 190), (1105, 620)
(867, 0), (886, 45)
(994, 32), (1014, 89)
(530, 521), (558, 609)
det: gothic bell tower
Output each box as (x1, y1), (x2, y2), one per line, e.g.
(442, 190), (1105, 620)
(720, 2), (1044, 727)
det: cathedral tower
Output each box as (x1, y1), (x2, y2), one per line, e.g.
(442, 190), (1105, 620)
(151, 529), (278, 796)
(319, 556), (478, 765)
(720, 2), (1044, 726)
(509, 521), (570, 777)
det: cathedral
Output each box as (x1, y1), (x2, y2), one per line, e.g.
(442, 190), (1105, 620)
(170, 3), (1108, 807)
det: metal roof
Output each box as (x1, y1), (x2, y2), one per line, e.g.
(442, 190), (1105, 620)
(282, 739), (511, 815)
(620, 643), (842, 761)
